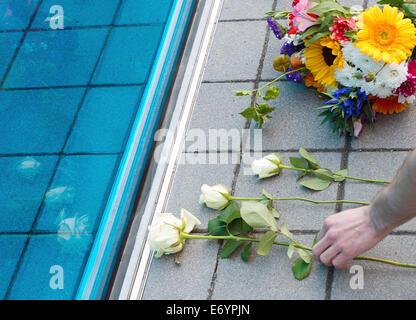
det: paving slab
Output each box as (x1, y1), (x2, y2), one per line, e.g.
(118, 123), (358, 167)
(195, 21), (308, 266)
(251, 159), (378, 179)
(235, 152), (342, 230)
(203, 21), (268, 82)
(212, 234), (327, 300)
(331, 235), (416, 300)
(185, 82), (253, 153)
(342, 151), (416, 231)
(164, 153), (238, 228)
(220, 0), (276, 20)
(142, 234), (219, 300)
(247, 81), (346, 150)
(351, 107), (416, 150)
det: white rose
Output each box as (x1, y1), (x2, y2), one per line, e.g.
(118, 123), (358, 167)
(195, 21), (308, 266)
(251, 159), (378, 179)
(148, 209), (201, 258)
(251, 153), (282, 179)
(199, 184), (230, 210)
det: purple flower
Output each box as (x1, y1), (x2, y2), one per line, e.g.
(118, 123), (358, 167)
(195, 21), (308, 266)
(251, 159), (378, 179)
(267, 17), (283, 39)
(286, 67), (303, 84)
(280, 41), (305, 57)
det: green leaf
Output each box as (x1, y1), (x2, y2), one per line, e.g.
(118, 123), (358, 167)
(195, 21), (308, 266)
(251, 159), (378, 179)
(377, 0), (404, 5)
(333, 169), (348, 182)
(263, 86), (280, 101)
(308, 1), (349, 15)
(271, 207), (280, 219)
(208, 218), (228, 236)
(220, 239), (244, 259)
(313, 168), (335, 181)
(241, 242), (252, 262)
(299, 147), (320, 169)
(306, 31), (331, 46)
(313, 232), (319, 247)
(299, 177), (332, 191)
(257, 103), (275, 115)
(292, 258), (312, 281)
(234, 90), (253, 96)
(289, 157), (309, 170)
(240, 201), (279, 231)
(262, 189), (273, 200)
(319, 13), (334, 30)
(300, 26), (321, 40)
(280, 223), (293, 240)
(240, 107), (257, 120)
(297, 248), (313, 263)
(296, 171), (308, 182)
(287, 244), (295, 259)
(257, 231), (278, 256)
(402, 3), (416, 17)
(218, 202), (241, 224)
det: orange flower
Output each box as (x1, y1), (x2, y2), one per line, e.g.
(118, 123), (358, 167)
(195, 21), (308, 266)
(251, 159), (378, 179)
(304, 74), (326, 92)
(372, 96), (408, 114)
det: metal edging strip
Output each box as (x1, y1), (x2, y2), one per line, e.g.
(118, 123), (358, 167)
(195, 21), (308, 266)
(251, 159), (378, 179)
(118, 0), (224, 300)
(75, 0), (195, 300)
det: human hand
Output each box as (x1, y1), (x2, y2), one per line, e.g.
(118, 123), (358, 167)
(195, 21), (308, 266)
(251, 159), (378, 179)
(312, 206), (391, 269)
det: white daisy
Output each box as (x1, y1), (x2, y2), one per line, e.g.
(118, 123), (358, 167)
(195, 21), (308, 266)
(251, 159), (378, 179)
(377, 62), (408, 90)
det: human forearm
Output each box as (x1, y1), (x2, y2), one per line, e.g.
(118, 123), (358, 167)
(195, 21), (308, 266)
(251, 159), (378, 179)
(369, 150), (416, 234)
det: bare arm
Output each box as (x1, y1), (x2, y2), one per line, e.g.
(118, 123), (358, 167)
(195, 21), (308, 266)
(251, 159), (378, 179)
(312, 149), (416, 268)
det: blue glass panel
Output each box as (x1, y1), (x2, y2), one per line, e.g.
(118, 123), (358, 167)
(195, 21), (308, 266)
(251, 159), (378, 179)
(116, 0), (173, 25)
(32, 0), (119, 28)
(65, 86), (144, 153)
(4, 28), (108, 88)
(92, 26), (164, 85)
(34, 155), (119, 233)
(0, 156), (58, 232)
(8, 234), (93, 300)
(0, 88), (84, 154)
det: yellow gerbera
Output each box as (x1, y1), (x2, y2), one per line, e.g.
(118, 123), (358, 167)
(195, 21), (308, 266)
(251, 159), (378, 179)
(304, 36), (344, 88)
(355, 5), (416, 64)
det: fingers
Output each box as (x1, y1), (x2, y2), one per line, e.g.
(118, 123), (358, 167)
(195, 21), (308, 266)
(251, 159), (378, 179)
(317, 244), (341, 267)
(331, 252), (349, 269)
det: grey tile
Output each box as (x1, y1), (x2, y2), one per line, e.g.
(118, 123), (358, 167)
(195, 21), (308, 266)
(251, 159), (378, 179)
(203, 21), (267, 82)
(275, 0), (297, 11)
(331, 235), (416, 300)
(212, 234), (327, 299)
(366, 0), (380, 8)
(246, 81), (346, 150)
(342, 151), (416, 231)
(261, 30), (286, 81)
(235, 152), (342, 230)
(338, 0), (365, 7)
(185, 82), (253, 153)
(351, 106), (416, 150)
(220, 0), (275, 20)
(165, 153), (237, 228)
(142, 234), (219, 300)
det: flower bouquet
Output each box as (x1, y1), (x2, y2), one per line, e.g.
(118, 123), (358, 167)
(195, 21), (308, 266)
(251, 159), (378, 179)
(237, 0), (416, 137)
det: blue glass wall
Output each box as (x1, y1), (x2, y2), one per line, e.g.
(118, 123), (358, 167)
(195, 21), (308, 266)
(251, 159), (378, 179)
(0, 0), (179, 299)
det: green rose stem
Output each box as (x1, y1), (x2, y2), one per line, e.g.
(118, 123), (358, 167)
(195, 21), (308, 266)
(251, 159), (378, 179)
(250, 68), (306, 106)
(181, 233), (416, 269)
(278, 164), (392, 184)
(229, 196), (369, 206)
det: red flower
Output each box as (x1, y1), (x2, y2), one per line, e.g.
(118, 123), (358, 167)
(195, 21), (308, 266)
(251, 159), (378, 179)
(329, 17), (357, 42)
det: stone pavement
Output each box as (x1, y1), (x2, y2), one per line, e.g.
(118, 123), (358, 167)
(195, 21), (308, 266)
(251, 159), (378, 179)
(142, 0), (416, 300)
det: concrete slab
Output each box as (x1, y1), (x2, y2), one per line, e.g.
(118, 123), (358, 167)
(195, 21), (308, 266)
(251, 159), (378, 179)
(164, 153), (238, 229)
(235, 152), (342, 230)
(246, 81), (346, 150)
(342, 151), (416, 231)
(142, 234), (219, 300)
(212, 234), (327, 300)
(331, 235), (416, 300)
(203, 21), (268, 82)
